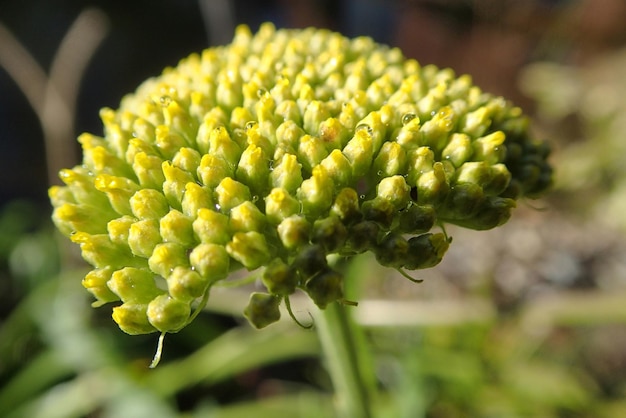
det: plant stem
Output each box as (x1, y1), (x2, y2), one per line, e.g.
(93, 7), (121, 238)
(315, 301), (372, 418)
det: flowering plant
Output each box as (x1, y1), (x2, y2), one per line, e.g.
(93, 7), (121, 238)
(50, 23), (551, 340)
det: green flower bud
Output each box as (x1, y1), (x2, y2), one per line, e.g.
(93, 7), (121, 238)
(132, 152), (166, 189)
(319, 117), (350, 151)
(216, 177), (251, 213)
(82, 267), (119, 306)
(483, 163), (512, 196)
(148, 242), (188, 279)
(361, 197), (395, 228)
(226, 231), (271, 270)
(94, 174), (140, 216)
(58, 167), (111, 208)
(168, 266), (210, 302)
(265, 188), (301, 224)
(50, 23), (551, 336)
(155, 125), (187, 160)
(442, 133), (472, 167)
(311, 216), (348, 253)
(376, 175), (411, 211)
(303, 100), (331, 135)
(305, 268), (343, 309)
(416, 162), (449, 206)
(404, 233), (450, 270)
(48, 184), (76, 208)
(298, 134), (329, 173)
(420, 106), (456, 152)
(342, 126), (374, 179)
(455, 161), (512, 196)
(162, 161), (195, 210)
(473, 131), (506, 165)
(112, 303), (156, 335)
(192, 208), (231, 245)
(197, 154), (234, 188)
(346, 220), (381, 253)
(277, 215), (311, 250)
(52, 203), (107, 235)
(397, 204), (436, 234)
(80, 134), (131, 177)
(271, 153), (304, 194)
(297, 166), (334, 217)
(236, 143), (270, 195)
(293, 244), (328, 279)
(330, 188), (362, 225)
(181, 182), (214, 218)
(394, 112), (421, 150)
(108, 267), (163, 303)
(160, 209), (195, 247)
(147, 294), (191, 332)
(243, 292), (281, 329)
(229, 201), (266, 232)
(130, 189), (170, 220)
(172, 147), (201, 176)
(449, 197), (516, 230)
(189, 242), (230, 282)
(70, 232), (140, 269)
(373, 142), (408, 179)
(406, 146), (434, 187)
(196, 109), (229, 154)
(439, 182), (485, 221)
(262, 258), (298, 296)
(128, 219), (161, 258)
(320, 149), (353, 187)
(275, 119), (305, 153)
(375, 232), (409, 268)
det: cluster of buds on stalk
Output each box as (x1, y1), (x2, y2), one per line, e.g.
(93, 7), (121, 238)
(50, 23), (551, 334)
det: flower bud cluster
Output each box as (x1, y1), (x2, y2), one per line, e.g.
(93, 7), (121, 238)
(50, 23), (551, 332)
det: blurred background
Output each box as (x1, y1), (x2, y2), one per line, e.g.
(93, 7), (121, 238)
(2, 0), (626, 417)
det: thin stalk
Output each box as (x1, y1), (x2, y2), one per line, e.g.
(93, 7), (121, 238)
(315, 301), (372, 418)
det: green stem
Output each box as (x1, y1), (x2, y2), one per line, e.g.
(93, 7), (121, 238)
(315, 302), (372, 418)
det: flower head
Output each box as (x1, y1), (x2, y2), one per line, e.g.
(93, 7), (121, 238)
(50, 23), (551, 333)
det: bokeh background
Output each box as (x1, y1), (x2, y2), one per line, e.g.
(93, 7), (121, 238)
(2, 0), (626, 417)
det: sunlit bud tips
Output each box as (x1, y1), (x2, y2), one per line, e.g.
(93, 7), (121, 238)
(216, 178), (252, 213)
(130, 189), (169, 220)
(112, 303), (156, 335)
(82, 267), (119, 306)
(226, 231), (271, 270)
(277, 215), (311, 250)
(148, 242), (188, 279)
(49, 23), (551, 335)
(244, 292), (282, 329)
(376, 176), (411, 211)
(297, 166), (334, 217)
(330, 188), (362, 225)
(189, 243), (230, 282)
(265, 188), (301, 225)
(192, 209), (231, 245)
